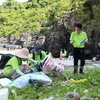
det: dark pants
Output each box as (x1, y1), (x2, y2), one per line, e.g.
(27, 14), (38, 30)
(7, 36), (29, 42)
(73, 48), (85, 74)
(73, 48), (85, 66)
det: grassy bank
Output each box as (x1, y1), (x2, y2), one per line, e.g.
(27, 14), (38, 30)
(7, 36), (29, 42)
(9, 66), (100, 100)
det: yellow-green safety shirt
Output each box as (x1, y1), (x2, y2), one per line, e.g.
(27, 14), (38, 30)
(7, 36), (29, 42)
(70, 31), (88, 48)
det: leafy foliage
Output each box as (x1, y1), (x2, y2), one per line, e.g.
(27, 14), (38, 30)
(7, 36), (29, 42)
(0, 0), (99, 38)
(0, 0), (68, 37)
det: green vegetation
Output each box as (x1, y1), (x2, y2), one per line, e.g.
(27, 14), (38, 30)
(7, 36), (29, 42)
(8, 67), (100, 100)
(0, 0), (100, 99)
(0, 0), (100, 37)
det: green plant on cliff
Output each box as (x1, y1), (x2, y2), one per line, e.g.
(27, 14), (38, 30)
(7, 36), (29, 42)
(0, 0), (99, 37)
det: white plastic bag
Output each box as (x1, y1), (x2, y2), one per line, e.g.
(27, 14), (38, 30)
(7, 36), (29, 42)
(68, 55), (74, 60)
(0, 88), (8, 100)
(0, 78), (11, 87)
(9, 72), (52, 88)
(42, 54), (64, 75)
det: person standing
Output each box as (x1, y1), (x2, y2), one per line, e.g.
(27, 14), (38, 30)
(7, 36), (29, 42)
(70, 23), (88, 74)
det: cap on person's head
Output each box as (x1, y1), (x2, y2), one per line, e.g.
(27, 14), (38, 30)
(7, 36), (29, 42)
(15, 48), (29, 58)
(34, 44), (42, 53)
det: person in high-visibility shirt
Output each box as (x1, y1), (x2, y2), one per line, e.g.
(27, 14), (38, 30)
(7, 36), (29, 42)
(29, 44), (47, 71)
(70, 23), (88, 74)
(0, 48), (30, 79)
(59, 49), (67, 60)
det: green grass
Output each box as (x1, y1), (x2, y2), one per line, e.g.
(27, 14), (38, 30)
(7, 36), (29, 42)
(8, 67), (100, 100)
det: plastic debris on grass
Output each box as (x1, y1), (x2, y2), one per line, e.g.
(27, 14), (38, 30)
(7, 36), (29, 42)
(43, 96), (53, 100)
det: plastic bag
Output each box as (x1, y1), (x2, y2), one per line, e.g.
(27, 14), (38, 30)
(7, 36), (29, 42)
(0, 88), (8, 100)
(42, 54), (64, 75)
(9, 72), (52, 88)
(0, 78), (11, 87)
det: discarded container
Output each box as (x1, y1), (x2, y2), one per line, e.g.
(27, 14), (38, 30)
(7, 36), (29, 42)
(0, 88), (8, 100)
(42, 54), (64, 75)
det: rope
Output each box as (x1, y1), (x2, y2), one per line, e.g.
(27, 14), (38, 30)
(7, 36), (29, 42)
(63, 74), (87, 83)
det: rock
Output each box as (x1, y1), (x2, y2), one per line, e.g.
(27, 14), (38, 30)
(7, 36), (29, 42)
(66, 92), (80, 100)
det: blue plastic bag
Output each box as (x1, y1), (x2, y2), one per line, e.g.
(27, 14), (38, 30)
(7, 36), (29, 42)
(9, 72), (52, 88)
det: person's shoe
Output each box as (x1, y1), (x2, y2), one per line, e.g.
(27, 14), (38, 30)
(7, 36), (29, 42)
(74, 66), (78, 74)
(79, 69), (84, 74)
(80, 72), (84, 74)
(74, 69), (78, 74)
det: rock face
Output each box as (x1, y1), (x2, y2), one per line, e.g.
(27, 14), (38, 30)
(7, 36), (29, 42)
(0, 32), (46, 52)
(43, 23), (71, 58)
(43, 12), (100, 58)
(43, 12), (77, 57)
